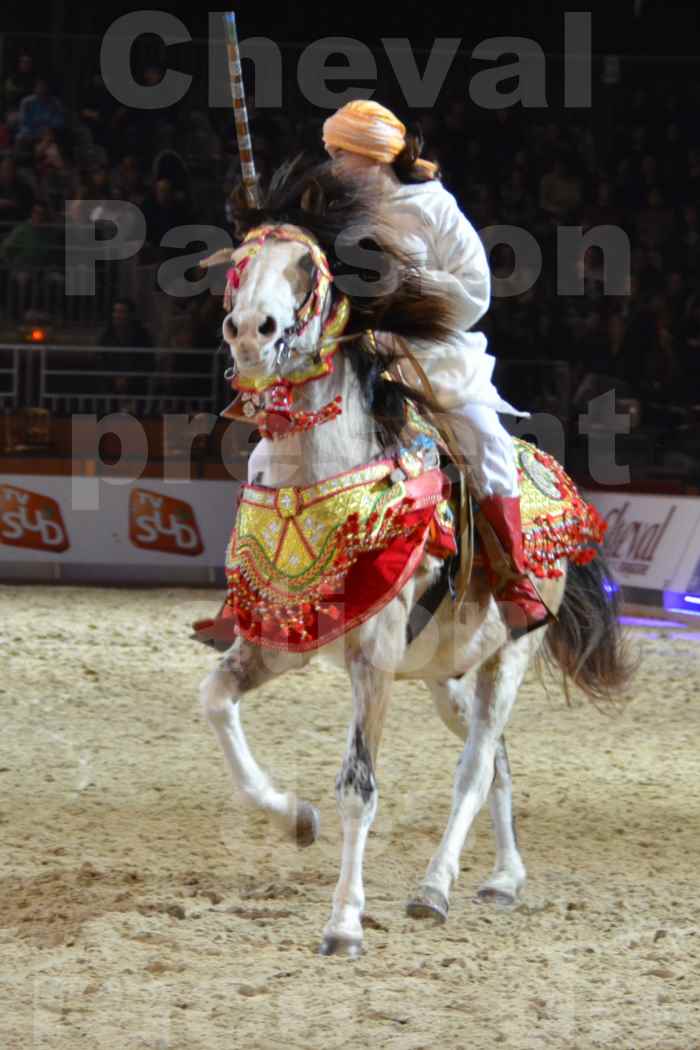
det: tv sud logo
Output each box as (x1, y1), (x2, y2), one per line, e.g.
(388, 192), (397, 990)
(0, 484), (70, 552)
(129, 489), (204, 557)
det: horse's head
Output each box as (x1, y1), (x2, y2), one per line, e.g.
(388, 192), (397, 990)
(221, 225), (331, 384)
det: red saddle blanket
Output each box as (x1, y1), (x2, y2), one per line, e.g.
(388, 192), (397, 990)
(193, 457), (456, 652)
(192, 439), (606, 653)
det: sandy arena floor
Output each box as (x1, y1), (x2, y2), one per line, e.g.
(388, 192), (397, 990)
(1, 585), (699, 1049)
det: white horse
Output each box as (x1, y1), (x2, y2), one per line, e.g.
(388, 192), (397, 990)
(198, 164), (630, 957)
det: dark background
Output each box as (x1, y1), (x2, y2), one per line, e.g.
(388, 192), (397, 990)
(2, 2), (700, 485)
(6, 2), (700, 55)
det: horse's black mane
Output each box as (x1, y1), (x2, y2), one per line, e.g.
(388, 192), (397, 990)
(231, 158), (455, 445)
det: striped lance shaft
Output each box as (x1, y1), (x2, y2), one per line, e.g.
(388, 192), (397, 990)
(223, 12), (260, 208)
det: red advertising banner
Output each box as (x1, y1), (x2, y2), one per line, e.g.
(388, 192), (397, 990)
(0, 483), (70, 553)
(129, 489), (205, 557)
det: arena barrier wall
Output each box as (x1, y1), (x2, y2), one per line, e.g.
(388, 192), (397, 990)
(0, 475), (240, 586)
(2, 479), (700, 617)
(581, 490), (700, 622)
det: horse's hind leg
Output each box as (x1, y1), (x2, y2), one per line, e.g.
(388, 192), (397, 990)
(408, 645), (529, 921)
(477, 737), (526, 905)
(199, 640), (319, 847)
(421, 678), (526, 911)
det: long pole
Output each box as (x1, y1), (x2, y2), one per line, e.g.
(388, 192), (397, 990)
(222, 12), (260, 209)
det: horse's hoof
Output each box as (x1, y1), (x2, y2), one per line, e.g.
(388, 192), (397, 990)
(318, 936), (364, 958)
(476, 886), (517, 906)
(406, 888), (449, 924)
(295, 802), (320, 848)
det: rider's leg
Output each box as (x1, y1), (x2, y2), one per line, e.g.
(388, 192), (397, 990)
(448, 403), (549, 633)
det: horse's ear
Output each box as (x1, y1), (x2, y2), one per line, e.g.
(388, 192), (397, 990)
(199, 248), (234, 270)
(301, 179), (326, 215)
(229, 181), (250, 212)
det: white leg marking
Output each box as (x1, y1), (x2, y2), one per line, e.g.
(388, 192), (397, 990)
(321, 608), (404, 954)
(199, 646), (308, 838)
(419, 642), (530, 904)
(479, 737), (527, 902)
(430, 676), (525, 902)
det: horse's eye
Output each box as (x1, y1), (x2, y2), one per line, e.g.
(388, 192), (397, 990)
(259, 316), (276, 336)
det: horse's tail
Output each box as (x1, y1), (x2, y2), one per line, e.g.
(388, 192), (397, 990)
(541, 551), (635, 703)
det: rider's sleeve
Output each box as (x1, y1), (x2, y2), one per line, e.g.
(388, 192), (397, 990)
(422, 189), (490, 331)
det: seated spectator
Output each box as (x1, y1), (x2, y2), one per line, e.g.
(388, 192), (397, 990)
(78, 71), (119, 160)
(191, 291), (224, 349)
(111, 154), (147, 206)
(581, 180), (623, 231)
(635, 248), (666, 296)
(152, 149), (193, 211)
(665, 270), (689, 333)
(140, 177), (193, 261)
(0, 200), (58, 266)
(117, 65), (179, 162)
(604, 312), (636, 382)
(81, 164), (113, 200)
(570, 312), (639, 412)
(668, 203), (700, 276)
(2, 52), (36, 125)
(98, 299), (155, 400)
(576, 245), (628, 303)
(0, 155), (34, 223)
(0, 201), (63, 319)
(465, 184), (498, 229)
(632, 154), (663, 206)
(539, 156), (582, 223)
(176, 109), (222, 173)
(499, 168), (537, 228)
(99, 298), (153, 349)
(33, 127), (77, 215)
(635, 188), (675, 250)
(637, 319), (683, 405)
(16, 78), (64, 145)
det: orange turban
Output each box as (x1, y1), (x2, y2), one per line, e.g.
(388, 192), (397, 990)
(323, 100), (437, 177)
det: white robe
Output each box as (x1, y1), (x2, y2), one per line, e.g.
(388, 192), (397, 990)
(384, 178), (524, 418)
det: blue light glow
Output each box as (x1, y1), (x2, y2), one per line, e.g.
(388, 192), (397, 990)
(663, 591), (700, 618)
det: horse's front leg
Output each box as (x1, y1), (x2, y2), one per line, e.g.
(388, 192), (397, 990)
(319, 603), (407, 958)
(199, 640), (319, 847)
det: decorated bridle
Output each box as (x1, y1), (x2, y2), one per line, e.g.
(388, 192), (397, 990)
(222, 224), (359, 440)
(219, 16), (361, 441)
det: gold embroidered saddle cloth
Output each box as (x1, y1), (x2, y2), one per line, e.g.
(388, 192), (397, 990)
(402, 408), (607, 580)
(193, 449), (457, 652)
(510, 438), (606, 578)
(192, 437), (605, 653)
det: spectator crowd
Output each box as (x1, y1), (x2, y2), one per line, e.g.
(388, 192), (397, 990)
(1, 44), (700, 433)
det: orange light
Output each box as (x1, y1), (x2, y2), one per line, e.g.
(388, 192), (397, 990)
(29, 328), (46, 343)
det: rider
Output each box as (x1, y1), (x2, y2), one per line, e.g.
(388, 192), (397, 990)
(322, 99), (548, 632)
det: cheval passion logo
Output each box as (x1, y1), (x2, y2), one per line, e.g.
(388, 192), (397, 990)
(603, 501), (676, 578)
(129, 489), (204, 557)
(0, 484), (70, 552)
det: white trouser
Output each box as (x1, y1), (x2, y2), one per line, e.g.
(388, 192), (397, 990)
(446, 402), (519, 500)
